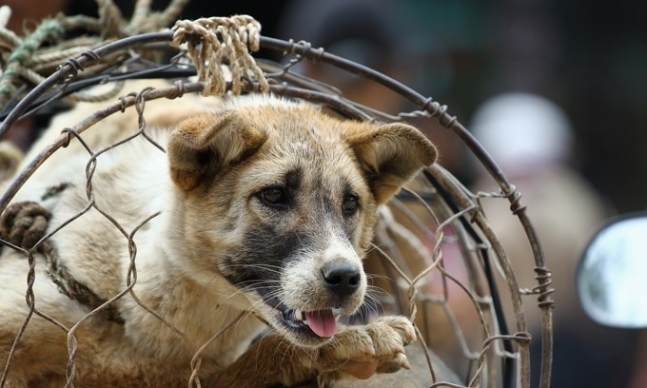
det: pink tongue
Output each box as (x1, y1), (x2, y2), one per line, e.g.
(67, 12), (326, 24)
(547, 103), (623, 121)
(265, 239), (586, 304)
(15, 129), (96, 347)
(305, 310), (337, 338)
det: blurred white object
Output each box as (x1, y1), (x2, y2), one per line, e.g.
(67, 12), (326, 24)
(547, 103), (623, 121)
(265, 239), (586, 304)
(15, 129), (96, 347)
(470, 92), (574, 177)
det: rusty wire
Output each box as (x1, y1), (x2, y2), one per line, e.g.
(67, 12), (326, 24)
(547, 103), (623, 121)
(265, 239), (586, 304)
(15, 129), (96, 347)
(0, 14), (553, 388)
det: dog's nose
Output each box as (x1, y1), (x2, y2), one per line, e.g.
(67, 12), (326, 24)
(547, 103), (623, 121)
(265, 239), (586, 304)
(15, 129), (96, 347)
(321, 262), (361, 299)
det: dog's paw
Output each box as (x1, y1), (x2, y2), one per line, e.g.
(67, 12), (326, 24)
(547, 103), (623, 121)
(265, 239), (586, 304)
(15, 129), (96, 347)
(0, 201), (51, 250)
(317, 316), (416, 383)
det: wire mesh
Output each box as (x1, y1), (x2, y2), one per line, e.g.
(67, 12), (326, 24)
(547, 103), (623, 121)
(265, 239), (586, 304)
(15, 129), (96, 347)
(0, 7), (553, 388)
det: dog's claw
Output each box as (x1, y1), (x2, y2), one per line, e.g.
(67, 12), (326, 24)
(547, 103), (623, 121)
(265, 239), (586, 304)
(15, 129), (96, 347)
(376, 352), (410, 373)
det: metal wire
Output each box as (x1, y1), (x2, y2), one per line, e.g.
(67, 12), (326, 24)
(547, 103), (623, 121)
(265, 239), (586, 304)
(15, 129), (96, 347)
(0, 17), (553, 388)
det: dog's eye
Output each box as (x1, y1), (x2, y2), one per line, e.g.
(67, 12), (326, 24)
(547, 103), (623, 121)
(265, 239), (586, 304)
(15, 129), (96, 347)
(259, 187), (289, 209)
(342, 194), (359, 216)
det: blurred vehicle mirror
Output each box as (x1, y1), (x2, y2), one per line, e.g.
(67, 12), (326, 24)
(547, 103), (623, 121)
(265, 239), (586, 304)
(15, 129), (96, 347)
(577, 212), (647, 328)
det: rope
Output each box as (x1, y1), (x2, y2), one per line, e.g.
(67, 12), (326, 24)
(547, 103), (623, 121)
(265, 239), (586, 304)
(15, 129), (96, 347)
(0, 0), (196, 106)
(30, 45), (97, 67)
(0, 18), (64, 102)
(0, 6), (20, 47)
(0, 6), (10, 29)
(171, 15), (269, 96)
(129, 0), (153, 30)
(0, 2), (268, 107)
(157, 0), (191, 31)
(97, 0), (125, 39)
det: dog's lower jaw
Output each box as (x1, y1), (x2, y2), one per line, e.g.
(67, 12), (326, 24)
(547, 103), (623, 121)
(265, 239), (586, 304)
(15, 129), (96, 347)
(252, 290), (362, 348)
(259, 310), (338, 349)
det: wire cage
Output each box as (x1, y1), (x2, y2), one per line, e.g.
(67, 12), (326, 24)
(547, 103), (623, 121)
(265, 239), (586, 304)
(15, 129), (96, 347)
(0, 3), (553, 388)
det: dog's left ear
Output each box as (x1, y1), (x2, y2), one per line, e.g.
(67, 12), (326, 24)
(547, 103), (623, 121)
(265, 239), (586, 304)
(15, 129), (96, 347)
(344, 122), (437, 205)
(167, 112), (268, 191)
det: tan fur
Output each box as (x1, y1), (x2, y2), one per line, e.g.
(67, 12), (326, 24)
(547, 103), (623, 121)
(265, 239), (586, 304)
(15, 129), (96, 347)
(0, 86), (436, 387)
(0, 142), (23, 181)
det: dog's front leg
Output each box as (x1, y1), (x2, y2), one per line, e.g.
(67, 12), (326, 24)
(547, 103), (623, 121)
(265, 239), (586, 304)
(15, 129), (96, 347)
(209, 334), (320, 388)
(210, 316), (416, 388)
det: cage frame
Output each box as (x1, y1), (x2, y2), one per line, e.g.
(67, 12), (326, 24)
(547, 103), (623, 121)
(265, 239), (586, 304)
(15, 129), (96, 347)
(0, 19), (554, 388)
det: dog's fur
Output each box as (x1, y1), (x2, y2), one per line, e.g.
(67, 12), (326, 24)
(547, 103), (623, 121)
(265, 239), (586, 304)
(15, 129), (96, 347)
(0, 87), (436, 387)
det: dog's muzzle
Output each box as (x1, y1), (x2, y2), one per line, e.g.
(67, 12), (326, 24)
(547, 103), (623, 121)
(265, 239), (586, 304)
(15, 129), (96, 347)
(255, 262), (365, 340)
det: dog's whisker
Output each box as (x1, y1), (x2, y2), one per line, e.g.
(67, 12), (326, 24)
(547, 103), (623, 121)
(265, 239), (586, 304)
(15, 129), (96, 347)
(365, 284), (392, 298)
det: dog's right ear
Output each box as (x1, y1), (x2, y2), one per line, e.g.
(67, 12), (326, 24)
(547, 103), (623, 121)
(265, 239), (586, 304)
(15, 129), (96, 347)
(167, 112), (268, 191)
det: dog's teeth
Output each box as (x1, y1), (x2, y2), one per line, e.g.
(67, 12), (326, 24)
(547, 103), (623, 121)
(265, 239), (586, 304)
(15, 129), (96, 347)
(294, 309), (304, 321)
(332, 308), (342, 317)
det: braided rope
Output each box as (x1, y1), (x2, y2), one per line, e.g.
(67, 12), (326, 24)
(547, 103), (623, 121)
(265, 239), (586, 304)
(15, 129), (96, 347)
(171, 15), (269, 96)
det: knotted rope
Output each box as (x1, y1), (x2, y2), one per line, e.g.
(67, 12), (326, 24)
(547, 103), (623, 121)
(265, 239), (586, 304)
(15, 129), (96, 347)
(171, 15), (269, 96)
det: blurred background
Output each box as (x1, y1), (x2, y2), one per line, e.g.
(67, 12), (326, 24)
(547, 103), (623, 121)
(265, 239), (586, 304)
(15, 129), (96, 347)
(7, 0), (646, 212)
(4, 0), (646, 386)
(276, 0), (647, 219)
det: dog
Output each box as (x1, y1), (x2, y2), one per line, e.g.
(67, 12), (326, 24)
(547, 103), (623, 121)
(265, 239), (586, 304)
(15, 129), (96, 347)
(0, 85), (437, 387)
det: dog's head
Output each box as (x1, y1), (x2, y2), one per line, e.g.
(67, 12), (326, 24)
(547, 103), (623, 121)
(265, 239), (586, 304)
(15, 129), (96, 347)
(166, 95), (436, 347)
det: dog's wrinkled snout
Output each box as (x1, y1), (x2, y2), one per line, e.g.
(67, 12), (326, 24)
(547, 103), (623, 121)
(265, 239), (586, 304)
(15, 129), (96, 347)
(321, 262), (361, 299)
